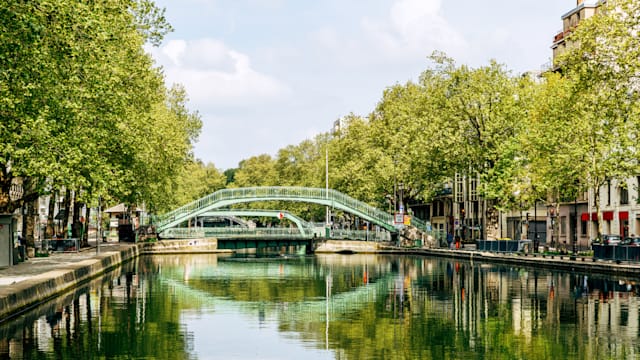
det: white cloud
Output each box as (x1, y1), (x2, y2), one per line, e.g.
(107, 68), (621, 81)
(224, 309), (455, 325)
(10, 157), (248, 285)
(308, 0), (467, 69)
(366, 0), (467, 60)
(149, 39), (291, 109)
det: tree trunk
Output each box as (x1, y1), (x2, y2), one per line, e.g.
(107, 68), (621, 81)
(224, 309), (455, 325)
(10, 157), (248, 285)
(72, 196), (81, 239)
(62, 188), (71, 238)
(84, 207), (91, 247)
(47, 193), (56, 238)
(594, 189), (603, 239)
(25, 199), (37, 248)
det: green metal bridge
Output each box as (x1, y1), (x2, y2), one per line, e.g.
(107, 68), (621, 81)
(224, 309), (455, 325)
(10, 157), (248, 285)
(154, 186), (429, 235)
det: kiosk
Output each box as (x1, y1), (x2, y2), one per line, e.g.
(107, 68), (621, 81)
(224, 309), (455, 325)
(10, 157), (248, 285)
(0, 215), (14, 268)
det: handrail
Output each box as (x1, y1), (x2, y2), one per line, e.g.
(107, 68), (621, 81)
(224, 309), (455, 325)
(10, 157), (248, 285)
(160, 227), (311, 240)
(199, 209), (316, 230)
(159, 227), (393, 242)
(154, 187), (407, 233)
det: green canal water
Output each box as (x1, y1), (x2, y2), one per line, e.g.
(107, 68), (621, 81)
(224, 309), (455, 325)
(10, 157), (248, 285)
(1, 253), (640, 359)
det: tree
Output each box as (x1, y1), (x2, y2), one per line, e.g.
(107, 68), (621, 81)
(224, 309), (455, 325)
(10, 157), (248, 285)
(0, 1), (202, 246)
(231, 154), (278, 188)
(162, 160), (226, 212)
(549, 0), (640, 237)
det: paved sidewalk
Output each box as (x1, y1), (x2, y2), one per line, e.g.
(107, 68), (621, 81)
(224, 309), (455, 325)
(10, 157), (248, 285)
(0, 241), (132, 288)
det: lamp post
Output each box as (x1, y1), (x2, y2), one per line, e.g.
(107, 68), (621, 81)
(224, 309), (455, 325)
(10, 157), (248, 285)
(97, 196), (101, 254)
(398, 183), (404, 215)
(573, 196), (577, 257)
(533, 198), (538, 253)
(325, 146), (329, 225)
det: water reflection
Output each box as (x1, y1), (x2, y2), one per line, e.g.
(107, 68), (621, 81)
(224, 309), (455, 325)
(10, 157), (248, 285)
(1, 254), (639, 359)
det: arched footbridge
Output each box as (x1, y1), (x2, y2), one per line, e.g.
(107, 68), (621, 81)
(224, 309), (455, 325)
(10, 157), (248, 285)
(154, 186), (428, 235)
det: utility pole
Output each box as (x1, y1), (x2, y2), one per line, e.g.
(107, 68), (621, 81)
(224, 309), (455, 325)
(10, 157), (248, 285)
(534, 199), (538, 253)
(325, 146), (330, 238)
(96, 196), (101, 254)
(573, 197), (578, 257)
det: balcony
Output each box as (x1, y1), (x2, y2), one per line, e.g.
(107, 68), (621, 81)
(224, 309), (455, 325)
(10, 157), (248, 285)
(553, 31), (564, 43)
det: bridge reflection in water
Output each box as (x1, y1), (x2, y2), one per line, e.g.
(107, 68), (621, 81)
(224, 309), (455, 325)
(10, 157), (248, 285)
(2, 254), (640, 358)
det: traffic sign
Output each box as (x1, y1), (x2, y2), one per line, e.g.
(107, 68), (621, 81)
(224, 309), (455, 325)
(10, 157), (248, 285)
(394, 213), (404, 224)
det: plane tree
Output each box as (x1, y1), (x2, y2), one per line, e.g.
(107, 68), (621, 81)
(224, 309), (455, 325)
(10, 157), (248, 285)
(0, 0), (203, 245)
(531, 0), (640, 237)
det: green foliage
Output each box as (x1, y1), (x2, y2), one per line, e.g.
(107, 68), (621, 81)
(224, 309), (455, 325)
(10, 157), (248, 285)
(159, 159), (226, 212)
(540, 0), (640, 234)
(231, 154), (278, 188)
(0, 0), (201, 214)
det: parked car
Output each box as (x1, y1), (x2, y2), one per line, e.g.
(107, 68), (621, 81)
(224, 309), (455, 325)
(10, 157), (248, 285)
(600, 234), (622, 246)
(622, 236), (640, 246)
(592, 234), (622, 246)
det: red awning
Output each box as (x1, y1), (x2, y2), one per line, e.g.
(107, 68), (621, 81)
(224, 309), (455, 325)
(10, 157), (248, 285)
(582, 213), (598, 221)
(619, 211), (629, 220)
(603, 211), (614, 221)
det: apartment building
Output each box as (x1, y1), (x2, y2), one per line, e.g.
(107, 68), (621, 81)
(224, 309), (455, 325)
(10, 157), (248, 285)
(551, 0), (602, 66)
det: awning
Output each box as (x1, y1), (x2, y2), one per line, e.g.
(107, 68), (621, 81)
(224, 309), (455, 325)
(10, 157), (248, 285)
(603, 211), (614, 221)
(583, 212), (622, 221)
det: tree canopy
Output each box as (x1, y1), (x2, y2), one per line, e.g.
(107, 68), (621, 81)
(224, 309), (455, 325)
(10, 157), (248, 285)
(0, 0), (202, 214)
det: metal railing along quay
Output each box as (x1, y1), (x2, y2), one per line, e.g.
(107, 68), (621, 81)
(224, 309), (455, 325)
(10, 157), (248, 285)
(476, 240), (532, 253)
(42, 238), (81, 253)
(593, 245), (640, 262)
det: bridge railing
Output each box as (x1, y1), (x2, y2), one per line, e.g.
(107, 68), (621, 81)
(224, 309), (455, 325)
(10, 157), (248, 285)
(409, 216), (429, 232)
(330, 229), (391, 242)
(160, 227), (311, 240)
(201, 209), (316, 229)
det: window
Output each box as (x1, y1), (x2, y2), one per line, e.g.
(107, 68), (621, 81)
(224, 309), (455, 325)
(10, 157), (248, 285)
(621, 186), (629, 205)
(433, 201), (445, 217)
(469, 176), (478, 201)
(560, 216), (567, 235)
(581, 220), (587, 236)
(455, 174), (464, 203)
(607, 180), (611, 205)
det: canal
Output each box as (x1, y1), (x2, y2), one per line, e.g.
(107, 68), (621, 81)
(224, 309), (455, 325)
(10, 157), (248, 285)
(1, 253), (639, 359)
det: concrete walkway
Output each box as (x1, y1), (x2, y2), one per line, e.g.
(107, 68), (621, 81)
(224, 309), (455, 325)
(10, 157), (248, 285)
(0, 240), (140, 321)
(0, 242), (132, 286)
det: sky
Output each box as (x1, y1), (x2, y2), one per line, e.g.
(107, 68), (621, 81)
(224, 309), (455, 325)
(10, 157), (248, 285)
(148, 0), (573, 171)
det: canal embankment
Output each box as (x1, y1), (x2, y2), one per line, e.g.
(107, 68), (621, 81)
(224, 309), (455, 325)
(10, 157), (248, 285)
(382, 246), (640, 277)
(317, 239), (640, 276)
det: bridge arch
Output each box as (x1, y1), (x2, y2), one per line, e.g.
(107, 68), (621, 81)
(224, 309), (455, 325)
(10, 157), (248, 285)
(198, 209), (315, 236)
(154, 187), (426, 234)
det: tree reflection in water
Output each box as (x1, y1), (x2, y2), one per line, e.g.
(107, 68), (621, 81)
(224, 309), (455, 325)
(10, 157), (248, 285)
(0, 254), (639, 359)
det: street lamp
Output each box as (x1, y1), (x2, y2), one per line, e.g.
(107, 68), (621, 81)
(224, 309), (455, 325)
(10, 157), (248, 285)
(398, 183), (404, 215)
(97, 196), (102, 254)
(533, 198), (538, 253)
(573, 196), (578, 257)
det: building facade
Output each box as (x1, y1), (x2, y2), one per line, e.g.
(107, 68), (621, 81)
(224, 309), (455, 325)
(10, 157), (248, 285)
(551, 0), (602, 66)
